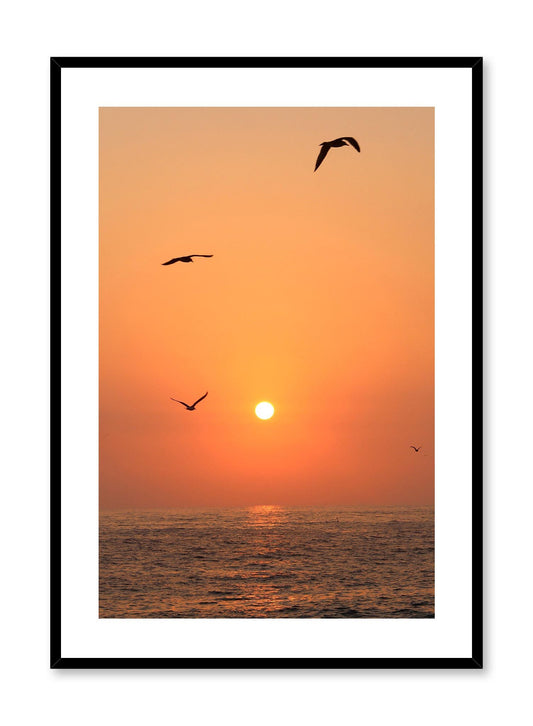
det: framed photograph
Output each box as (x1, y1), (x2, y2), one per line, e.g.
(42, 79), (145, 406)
(51, 57), (482, 668)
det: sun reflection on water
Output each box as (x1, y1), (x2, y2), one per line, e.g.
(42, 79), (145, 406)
(247, 504), (286, 528)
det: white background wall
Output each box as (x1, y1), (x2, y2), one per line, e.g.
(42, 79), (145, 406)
(0, 2), (529, 724)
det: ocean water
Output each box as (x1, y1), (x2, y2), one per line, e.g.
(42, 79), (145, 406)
(99, 505), (434, 618)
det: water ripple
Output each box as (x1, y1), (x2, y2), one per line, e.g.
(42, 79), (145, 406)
(100, 505), (434, 618)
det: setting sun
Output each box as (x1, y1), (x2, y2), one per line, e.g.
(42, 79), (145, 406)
(255, 401), (274, 420)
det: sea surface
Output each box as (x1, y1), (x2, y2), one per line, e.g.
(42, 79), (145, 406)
(99, 505), (434, 618)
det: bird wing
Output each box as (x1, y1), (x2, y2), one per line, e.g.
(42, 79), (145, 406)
(162, 257), (182, 265)
(314, 144), (330, 171)
(342, 137), (361, 152)
(410, 446), (418, 451)
(170, 397), (189, 407)
(192, 391), (208, 407)
(190, 255), (214, 258)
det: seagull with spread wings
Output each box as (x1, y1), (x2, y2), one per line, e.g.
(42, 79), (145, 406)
(162, 254), (213, 266)
(314, 137), (361, 172)
(170, 392), (208, 411)
(410, 445), (422, 452)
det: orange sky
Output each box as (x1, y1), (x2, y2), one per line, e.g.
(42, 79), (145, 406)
(99, 107), (434, 509)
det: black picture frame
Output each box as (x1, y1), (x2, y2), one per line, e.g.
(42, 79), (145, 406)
(50, 56), (483, 669)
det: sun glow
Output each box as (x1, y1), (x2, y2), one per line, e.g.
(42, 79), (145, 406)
(255, 401), (274, 420)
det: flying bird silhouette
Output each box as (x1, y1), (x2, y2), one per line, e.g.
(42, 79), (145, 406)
(170, 392), (208, 411)
(314, 137), (361, 171)
(410, 445), (422, 452)
(170, 391), (209, 411)
(162, 255), (213, 266)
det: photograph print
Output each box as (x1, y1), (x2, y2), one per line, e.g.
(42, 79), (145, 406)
(98, 105), (435, 620)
